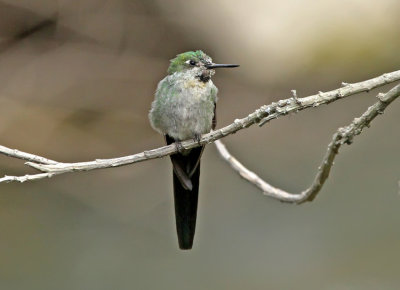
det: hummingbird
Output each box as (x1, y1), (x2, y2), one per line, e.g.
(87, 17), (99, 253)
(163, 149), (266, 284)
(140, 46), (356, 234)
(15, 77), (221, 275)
(149, 50), (239, 249)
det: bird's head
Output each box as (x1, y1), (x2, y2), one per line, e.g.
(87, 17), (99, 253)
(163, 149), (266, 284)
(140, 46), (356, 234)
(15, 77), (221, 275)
(167, 50), (239, 82)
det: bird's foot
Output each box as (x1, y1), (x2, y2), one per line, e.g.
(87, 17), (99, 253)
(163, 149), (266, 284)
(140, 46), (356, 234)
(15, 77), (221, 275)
(175, 141), (184, 153)
(193, 134), (202, 145)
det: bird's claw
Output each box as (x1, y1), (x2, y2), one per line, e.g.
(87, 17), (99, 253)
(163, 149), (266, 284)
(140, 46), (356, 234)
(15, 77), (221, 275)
(193, 134), (202, 145)
(175, 141), (184, 153)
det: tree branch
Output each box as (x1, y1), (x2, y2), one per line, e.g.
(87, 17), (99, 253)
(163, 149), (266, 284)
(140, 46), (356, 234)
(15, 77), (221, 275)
(0, 145), (57, 164)
(0, 173), (56, 183)
(215, 84), (400, 203)
(0, 70), (399, 188)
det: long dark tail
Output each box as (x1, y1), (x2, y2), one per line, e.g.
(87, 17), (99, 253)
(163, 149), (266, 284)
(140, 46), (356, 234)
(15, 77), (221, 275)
(173, 160), (200, 249)
(165, 135), (204, 250)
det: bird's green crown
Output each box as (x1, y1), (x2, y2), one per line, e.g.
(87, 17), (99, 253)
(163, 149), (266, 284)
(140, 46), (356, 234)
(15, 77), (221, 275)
(167, 50), (211, 75)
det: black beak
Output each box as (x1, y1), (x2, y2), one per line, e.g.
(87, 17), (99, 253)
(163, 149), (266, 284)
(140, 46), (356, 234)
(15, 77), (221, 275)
(205, 63), (239, 69)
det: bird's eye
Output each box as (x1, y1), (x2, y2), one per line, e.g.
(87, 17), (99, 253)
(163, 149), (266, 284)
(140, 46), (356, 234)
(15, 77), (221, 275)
(188, 60), (197, 65)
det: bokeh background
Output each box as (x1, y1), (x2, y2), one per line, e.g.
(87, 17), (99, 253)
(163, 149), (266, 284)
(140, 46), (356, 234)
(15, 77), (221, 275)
(0, 1), (399, 289)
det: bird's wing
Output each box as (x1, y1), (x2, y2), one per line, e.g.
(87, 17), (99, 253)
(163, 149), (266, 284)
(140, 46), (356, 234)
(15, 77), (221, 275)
(165, 135), (204, 191)
(212, 102), (217, 130)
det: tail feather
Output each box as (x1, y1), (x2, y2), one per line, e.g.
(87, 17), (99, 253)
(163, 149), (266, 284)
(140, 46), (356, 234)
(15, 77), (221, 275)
(173, 163), (200, 249)
(166, 134), (203, 249)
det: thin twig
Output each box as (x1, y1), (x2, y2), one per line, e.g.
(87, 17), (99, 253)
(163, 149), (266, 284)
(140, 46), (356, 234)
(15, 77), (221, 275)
(0, 173), (57, 183)
(258, 70), (400, 126)
(0, 145), (57, 164)
(291, 89), (301, 105)
(215, 84), (400, 203)
(0, 70), (399, 183)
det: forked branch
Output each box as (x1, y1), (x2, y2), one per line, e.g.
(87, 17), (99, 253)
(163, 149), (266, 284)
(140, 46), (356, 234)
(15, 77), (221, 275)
(215, 84), (400, 203)
(0, 70), (399, 204)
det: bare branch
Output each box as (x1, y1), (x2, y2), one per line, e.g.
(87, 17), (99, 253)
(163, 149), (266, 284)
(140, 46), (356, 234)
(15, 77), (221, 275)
(0, 173), (57, 183)
(0, 145), (57, 164)
(215, 84), (400, 203)
(258, 70), (400, 126)
(291, 89), (301, 105)
(0, 70), (399, 183)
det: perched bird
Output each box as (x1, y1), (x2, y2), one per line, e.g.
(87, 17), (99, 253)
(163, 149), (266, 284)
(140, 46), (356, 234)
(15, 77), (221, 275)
(149, 50), (239, 249)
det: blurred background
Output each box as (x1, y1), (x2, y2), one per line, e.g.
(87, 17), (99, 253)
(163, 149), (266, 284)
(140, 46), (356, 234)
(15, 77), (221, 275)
(0, 0), (399, 289)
